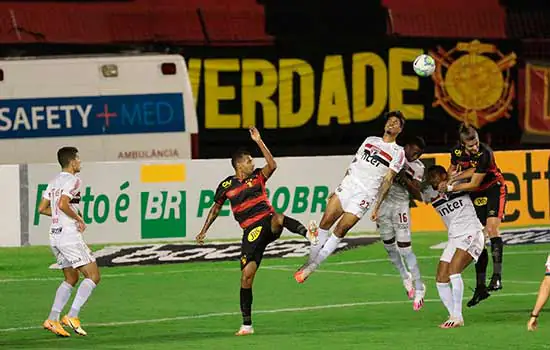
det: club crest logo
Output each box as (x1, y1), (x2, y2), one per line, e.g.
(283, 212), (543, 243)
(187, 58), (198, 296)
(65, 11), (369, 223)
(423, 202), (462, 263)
(430, 40), (517, 128)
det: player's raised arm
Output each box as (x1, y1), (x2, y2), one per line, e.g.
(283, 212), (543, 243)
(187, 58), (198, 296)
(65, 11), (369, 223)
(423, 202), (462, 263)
(249, 126), (277, 180)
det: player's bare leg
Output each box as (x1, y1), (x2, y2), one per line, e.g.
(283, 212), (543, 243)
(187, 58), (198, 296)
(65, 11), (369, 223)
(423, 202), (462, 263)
(43, 268), (79, 337)
(295, 212), (358, 283)
(440, 249), (473, 329)
(486, 217), (503, 291)
(271, 213), (318, 245)
(307, 193), (344, 265)
(62, 262), (101, 336)
(236, 261), (258, 336)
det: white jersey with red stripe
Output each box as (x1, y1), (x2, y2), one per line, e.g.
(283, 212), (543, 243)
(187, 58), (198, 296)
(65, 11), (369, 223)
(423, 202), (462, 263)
(422, 187), (483, 239)
(546, 255), (550, 276)
(43, 172), (83, 244)
(346, 136), (406, 194)
(386, 158), (425, 204)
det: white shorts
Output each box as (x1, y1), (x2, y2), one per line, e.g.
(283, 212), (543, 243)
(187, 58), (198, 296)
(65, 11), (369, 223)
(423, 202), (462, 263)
(335, 176), (375, 219)
(440, 231), (485, 263)
(377, 201), (411, 242)
(50, 235), (95, 269)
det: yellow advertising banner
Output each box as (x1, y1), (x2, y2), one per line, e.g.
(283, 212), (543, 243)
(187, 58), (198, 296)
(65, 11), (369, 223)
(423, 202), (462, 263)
(411, 149), (550, 232)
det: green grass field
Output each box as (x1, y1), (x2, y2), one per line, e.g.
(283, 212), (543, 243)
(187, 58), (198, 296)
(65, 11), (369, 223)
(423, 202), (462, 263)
(0, 232), (548, 350)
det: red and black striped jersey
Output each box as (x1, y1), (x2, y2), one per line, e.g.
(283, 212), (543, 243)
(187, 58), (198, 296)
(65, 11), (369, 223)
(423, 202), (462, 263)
(214, 168), (274, 229)
(450, 142), (505, 192)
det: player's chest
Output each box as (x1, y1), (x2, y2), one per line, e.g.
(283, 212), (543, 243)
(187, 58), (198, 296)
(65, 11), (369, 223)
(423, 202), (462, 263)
(456, 155), (480, 169)
(225, 177), (262, 199)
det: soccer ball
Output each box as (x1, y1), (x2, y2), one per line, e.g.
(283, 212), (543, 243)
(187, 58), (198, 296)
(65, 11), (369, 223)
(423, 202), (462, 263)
(413, 54), (436, 77)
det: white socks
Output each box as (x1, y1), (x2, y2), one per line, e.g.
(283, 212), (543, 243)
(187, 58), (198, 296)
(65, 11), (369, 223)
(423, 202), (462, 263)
(384, 243), (409, 280)
(49, 281), (74, 321)
(399, 246), (424, 291)
(312, 234), (342, 267)
(436, 282), (453, 316)
(308, 228), (330, 263)
(68, 279), (97, 318)
(449, 274), (464, 320)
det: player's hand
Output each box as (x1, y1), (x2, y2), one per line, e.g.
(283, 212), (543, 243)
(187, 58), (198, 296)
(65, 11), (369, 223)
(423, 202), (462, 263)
(196, 231), (206, 245)
(438, 180), (448, 192)
(527, 316), (538, 331)
(370, 208), (379, 222)
(76, 220), (86, 233)
(249, 126), (262, 142)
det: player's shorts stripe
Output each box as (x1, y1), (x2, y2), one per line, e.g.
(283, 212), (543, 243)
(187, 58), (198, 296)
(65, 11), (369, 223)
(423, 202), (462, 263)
(232, 194), (269, 213)
(498, 183), (507, 219)
(240, 211), (272, 229)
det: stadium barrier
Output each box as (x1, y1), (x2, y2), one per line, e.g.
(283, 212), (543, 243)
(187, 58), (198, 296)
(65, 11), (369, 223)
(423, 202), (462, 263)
(0, 149), (547, 247)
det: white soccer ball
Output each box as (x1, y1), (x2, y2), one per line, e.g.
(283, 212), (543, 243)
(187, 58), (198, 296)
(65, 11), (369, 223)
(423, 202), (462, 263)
(413, 54), (436, 77)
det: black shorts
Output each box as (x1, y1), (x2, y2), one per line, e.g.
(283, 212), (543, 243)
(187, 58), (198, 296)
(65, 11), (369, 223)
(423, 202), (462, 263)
(240, 214), (279, 270)
(469, 182), (507, 226)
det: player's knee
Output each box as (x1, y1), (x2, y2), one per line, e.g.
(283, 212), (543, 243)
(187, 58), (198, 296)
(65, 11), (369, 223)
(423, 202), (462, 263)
(436, 271), (449, 283)
(240, 273), (253, 288)
(65, 275), (79, 287)
(397, 245), (413, 258)
(383, 239), (397, 253)
(486, 224), (499, 237)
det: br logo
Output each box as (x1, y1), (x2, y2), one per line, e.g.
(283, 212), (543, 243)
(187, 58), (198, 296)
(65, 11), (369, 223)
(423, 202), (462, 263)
(474, 197), (488, 206)
(430, 40), (517, 128)
(247, 226), (263, 242)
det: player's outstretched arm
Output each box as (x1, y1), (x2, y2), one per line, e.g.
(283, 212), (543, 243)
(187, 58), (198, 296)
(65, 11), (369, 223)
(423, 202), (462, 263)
(249, 126), (277, 179)
(38, 198), (52, 217)
(196, 202), (222, 245)
(371, 170), (398, 221)
(451, 167), (475, 182)
(528, 276), (550, 331)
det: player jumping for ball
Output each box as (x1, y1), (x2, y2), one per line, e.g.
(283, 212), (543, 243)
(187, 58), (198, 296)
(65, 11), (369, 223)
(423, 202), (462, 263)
(196, 126), (318, 336)
(295, 111), (406, 283)
(377, 136), (427, 310)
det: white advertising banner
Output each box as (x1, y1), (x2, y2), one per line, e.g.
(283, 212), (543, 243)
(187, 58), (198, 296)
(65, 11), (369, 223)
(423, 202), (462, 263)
(0, 165), (21, 247)
(28, 156), (378, 245)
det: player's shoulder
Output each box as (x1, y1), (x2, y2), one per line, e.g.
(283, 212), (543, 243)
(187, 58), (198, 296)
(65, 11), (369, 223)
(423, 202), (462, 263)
(479, 142), (494, 154)
(409, 159), (425, 171)
(217, 175), (234, 189)
(450, 143), (464, 157)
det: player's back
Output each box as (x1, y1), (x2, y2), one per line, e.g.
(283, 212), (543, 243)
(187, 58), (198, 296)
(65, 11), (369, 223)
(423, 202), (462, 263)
(347, 136), (405, 192)
(386, 158), (424, 203)
(423, 187), (483, 238)
(46, 172), (82, 241)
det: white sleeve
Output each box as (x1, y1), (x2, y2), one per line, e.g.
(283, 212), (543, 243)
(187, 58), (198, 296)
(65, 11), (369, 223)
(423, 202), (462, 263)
(413, 164), (425, 182)
(61, 177), (80, 199)
(545, 255), (550, 276)
(389, 148), (405, 173)
(42, 184), (52, 200)
(420, 190), (431, 204)
(355, 137), (372, 157)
